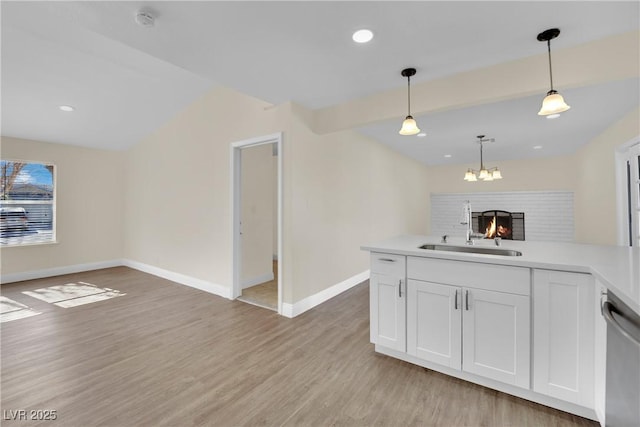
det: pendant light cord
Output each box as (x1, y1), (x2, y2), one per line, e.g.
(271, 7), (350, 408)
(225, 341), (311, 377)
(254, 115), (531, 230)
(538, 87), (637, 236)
(479, 141), (484, 170)
(407, 75), (411, 116)
(547, 39), (554, 92)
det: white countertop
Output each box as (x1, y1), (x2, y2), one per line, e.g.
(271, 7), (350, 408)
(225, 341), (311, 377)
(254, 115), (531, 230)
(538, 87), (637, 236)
(362, 235), (640, 315)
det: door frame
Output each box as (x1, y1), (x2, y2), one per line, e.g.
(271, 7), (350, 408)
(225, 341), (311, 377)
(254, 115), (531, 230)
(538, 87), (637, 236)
(615, 137), (640, 246)
(231, 132), (283, 314)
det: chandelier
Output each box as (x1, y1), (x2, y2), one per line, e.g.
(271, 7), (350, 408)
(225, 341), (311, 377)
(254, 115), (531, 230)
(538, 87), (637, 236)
(463, 135), (503, 182)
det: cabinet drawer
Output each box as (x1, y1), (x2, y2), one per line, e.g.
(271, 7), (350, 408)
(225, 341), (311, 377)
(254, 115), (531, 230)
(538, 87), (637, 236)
(407, 256), (530, 295)
(371, 252), (406, 276)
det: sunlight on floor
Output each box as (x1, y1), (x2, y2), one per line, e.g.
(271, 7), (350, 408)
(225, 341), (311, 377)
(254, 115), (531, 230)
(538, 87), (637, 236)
(22, 281), (125, 308)
(0, 296), (41, 323)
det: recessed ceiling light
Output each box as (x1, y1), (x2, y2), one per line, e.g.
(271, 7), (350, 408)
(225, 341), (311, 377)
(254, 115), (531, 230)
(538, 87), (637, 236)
(533, 145), (543, 150)
(417, 133), (427, 137)
(352, 29), (374, 43)
(444, 154), (452, 158)
(59, 105), (74, 112)
(546, 113), (561, 119)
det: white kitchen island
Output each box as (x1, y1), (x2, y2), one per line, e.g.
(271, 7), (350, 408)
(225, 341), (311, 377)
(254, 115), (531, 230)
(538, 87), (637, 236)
(362, 235), (640, 424)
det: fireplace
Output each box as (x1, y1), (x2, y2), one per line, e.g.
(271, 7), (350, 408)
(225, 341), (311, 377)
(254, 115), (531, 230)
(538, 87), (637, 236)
(472, 210), (525, 240)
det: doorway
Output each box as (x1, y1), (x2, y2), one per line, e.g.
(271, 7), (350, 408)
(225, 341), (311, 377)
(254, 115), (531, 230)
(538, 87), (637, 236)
(616, 139), (640, 246)
(231, 133), (282, 314)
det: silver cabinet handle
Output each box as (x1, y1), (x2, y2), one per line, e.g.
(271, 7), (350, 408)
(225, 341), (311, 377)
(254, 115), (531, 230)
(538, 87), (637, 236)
(398, 279), (402, 298)
(454, 289), (458, 310)
(465, 290), (469, 311)
(602, 300), (640, 346)
(378, 258), (395, 263)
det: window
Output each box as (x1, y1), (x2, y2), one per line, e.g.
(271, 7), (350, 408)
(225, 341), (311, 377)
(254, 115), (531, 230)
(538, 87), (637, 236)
(1, 160), (55, 246)
(619, 143), (640, 247)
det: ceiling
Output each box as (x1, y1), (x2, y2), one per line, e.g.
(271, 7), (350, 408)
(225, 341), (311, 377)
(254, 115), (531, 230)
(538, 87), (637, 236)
(2, 1), (639, 163)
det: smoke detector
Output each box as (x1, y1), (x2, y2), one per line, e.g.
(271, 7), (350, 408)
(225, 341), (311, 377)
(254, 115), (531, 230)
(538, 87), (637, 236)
(135, 11), (155, 27)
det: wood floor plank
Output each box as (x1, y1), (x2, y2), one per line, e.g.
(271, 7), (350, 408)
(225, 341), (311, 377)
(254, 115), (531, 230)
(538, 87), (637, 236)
(1, 267), (598, 426)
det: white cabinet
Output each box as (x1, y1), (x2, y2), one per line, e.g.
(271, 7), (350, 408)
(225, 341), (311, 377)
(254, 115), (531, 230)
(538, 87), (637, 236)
(463, 287), (530, 388)
(367, 248), (601, 420)
(370, 253), (406, 351)
(593, 280), (607, 424)
(533, 269), (595, 408)
(407, 279), (530, 388)
(407, 280), (461, 369)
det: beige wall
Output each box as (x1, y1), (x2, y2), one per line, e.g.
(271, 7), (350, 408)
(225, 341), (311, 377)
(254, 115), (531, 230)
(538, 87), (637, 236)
(124, 86), (430, 305)
(0, 136), (124, 275)
(427, 154), (579, 194)
(240, 143), (274, 285)
(124, 86), (289, 291)
(574, 107), (640, 245)
(287, 104), (429, 303)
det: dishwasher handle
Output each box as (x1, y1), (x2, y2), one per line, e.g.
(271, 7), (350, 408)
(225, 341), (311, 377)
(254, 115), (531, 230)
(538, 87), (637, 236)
(602, 300), (640, 346)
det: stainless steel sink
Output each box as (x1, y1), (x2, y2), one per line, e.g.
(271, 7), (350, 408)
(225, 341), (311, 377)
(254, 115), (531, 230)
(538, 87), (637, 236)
(419, 244), (522, 257)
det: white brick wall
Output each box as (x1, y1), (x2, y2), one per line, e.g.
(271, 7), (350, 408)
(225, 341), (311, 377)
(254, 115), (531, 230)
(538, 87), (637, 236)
(431, 191), (574, 242)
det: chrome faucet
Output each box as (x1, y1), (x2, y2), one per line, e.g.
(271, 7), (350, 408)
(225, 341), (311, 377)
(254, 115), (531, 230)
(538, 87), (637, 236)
(461, 201), (474, 245)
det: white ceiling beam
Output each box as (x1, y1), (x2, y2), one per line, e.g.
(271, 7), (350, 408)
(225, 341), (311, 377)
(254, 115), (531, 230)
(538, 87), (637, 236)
(313, 31), (640, 134)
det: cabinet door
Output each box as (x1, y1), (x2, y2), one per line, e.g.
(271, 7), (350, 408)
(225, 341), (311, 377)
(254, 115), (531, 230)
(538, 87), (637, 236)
(407, 280), (461, 369)
(463, 288), (530, 388)
(533, 270), (594, 408)
(370, 273), (406, 351)
(593, 280), (607, 423)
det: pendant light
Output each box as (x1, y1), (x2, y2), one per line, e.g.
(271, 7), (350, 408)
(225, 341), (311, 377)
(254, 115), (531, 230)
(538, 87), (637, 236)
(463, 135), (503, 182)
(399, 68), (421, 135)
(537, 28), (570, 116)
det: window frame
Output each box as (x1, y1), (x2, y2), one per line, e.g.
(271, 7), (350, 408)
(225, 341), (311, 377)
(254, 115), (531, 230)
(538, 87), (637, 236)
(1, 159), (57, 247)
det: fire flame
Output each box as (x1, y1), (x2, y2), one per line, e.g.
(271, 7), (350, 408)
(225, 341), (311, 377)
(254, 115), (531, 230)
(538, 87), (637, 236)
(485, 216), (497, 238)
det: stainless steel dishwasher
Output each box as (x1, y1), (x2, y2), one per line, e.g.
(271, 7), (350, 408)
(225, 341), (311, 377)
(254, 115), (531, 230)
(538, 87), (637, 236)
(602, 291), (640, 427)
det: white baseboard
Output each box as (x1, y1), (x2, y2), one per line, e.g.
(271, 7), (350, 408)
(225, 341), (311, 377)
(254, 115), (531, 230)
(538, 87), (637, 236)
(1, 259), (124, 284)
(122, 259), (232, 300)
(1, 260), (366, 317)
(2, 258), (233, 300)
(242, 272), (274, 290)
(281, 270), (370, 318)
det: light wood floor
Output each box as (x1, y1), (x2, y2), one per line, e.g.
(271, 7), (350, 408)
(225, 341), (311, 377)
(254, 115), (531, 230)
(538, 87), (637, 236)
(239, 261), (277, 311)
(1, 267), (598, 427)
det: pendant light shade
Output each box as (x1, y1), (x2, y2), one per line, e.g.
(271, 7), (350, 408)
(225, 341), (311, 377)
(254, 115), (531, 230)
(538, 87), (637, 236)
(538, 90), (571, 116)
(537, 28), (570, 116)
(399, 68), (421, 135)
(399, 116), (420, 135)
(463, 135), (503, 182)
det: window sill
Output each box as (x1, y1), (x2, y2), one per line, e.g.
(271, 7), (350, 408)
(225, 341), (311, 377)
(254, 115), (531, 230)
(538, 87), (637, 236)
(1, 240), (59, 248)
